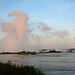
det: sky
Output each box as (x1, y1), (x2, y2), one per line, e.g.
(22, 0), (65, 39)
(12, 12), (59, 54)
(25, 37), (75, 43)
(0, 0), (75, 52)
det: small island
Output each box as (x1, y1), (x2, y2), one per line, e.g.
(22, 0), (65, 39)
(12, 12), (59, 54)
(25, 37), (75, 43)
(0, 49), (62, 55)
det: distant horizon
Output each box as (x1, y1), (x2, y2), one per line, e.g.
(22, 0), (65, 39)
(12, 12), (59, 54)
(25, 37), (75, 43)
(0, 47), (75, 53)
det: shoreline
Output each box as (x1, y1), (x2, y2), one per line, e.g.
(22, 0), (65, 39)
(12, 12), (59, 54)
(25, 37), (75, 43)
(0, 51), (62, 55)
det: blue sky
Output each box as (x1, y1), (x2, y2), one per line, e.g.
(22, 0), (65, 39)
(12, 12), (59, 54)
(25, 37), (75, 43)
(0, 0), (75, 51)
(0, 0), (75, 29)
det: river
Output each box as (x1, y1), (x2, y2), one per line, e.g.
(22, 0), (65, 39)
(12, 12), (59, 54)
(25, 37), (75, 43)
(0, 53), (75, 75)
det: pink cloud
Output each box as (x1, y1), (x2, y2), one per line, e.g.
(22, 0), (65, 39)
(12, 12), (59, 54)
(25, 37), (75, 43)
(1, 11), (28, 51)
(8, 11), (28, 41)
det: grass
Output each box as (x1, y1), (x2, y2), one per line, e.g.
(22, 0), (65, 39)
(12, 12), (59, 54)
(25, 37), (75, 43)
(0, 51), (38, 55)
(0, 61), (45, 75)
(0, 50), (62, 55)
(17, 51), (38, 55)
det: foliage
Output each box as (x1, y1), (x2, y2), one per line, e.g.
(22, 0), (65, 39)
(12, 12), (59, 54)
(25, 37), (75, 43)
(0, 50), (62, 55)
(0, 61), (45, 75)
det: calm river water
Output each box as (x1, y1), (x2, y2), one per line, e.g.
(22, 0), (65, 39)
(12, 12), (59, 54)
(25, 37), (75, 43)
(0, 53), (75, 75)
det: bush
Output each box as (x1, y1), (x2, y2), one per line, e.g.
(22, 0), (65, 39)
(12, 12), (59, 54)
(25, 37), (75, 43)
(0, 61), (45, 75)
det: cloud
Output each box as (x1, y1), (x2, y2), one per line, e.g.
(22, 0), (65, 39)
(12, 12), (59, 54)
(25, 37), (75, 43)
(53, 30), (69, 38)
(1, 11), (28, 51)
(0, 11), (44, 52)
(8, 11), (28, 41)
(39, 23), (52, 32)
(0, 11), (72, 52)
(0, 29), (7, 40)
(28, 28), (34, 34)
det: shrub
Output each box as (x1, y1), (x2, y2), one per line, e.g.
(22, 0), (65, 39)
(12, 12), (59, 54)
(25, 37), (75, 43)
(0, 61), (45, 75)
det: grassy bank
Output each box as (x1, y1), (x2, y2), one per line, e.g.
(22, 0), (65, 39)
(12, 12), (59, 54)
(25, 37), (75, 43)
(0, 51), (38, 55)
(0, 61), (45, 75)
(0, 50), (62, 55)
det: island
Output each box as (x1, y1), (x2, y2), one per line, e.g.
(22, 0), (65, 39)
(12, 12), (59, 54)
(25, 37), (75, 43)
(0, 49), (62, 55)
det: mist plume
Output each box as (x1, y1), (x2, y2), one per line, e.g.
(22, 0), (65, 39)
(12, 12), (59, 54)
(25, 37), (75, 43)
(1, 11), (28, 51)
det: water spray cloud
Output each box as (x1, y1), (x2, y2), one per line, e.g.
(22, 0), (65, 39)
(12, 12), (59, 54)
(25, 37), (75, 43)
(1, 11), (28, 51)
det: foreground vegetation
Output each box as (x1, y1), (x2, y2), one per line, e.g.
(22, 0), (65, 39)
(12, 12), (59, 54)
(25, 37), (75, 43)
(0, 61), (45, 75)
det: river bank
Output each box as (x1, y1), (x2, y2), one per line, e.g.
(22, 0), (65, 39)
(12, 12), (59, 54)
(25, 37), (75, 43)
(0, 50), (62, 55)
